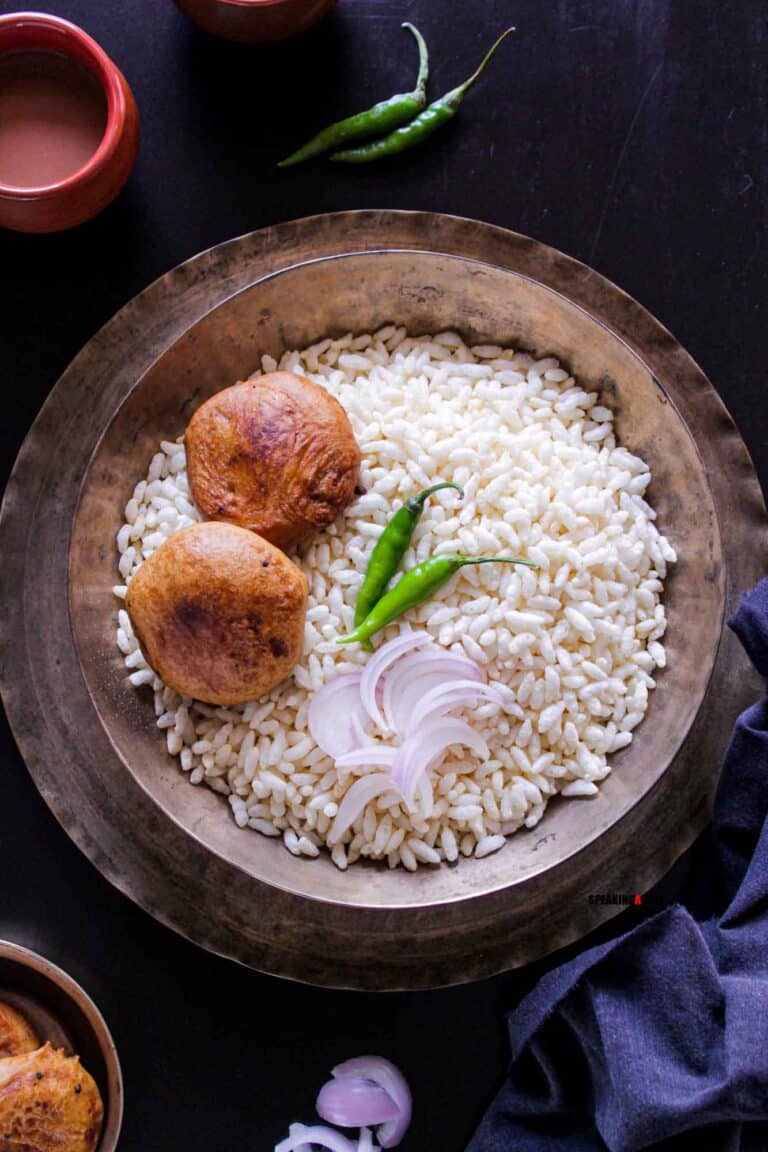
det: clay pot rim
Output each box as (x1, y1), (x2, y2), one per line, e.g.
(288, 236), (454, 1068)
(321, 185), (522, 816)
(204, 0), (317, 7)
(0, 11), (126, 199)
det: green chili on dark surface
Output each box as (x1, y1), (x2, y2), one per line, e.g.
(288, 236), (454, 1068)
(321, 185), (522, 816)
(278, 23), (429, 168)
(329, 27), (515, 164)
(354, 482), (463, 635)
(340, 553), (537, 645)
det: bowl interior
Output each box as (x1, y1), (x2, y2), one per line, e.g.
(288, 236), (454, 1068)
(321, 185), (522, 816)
(0, 943), (121, 1150)
(69, 250), (723, 910)
(0, 14), (115, 196)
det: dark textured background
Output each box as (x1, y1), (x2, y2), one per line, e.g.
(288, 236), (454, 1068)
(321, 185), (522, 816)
(1, 1), (766, 1148)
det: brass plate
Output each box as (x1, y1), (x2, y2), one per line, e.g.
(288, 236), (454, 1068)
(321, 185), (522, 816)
(1, 212), (766, 989)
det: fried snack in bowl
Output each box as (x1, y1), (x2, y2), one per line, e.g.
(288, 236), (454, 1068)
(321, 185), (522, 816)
(126, 521), (308, 706)
(186, 371), (361, 551)
(0, 1041), (103, 1152)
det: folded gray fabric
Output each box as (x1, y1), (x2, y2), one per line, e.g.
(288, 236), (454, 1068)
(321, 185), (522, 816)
(468, 579), (768, 1152)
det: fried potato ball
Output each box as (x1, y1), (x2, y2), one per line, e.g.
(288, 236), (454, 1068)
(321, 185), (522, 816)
(126, 522), (308, 706)
(185, 371), (361, 550)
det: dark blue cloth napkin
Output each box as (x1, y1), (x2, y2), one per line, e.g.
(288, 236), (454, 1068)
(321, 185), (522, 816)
(468, 580), (768, 1152)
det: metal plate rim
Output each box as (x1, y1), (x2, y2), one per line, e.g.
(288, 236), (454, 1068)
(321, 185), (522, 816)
(2, 210), (766, 989)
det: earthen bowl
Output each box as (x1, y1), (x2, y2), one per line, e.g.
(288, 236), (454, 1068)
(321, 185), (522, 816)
(0, 939), (123, 1150)
(0, 12), (139, 233)
(171, 0), (338, 43)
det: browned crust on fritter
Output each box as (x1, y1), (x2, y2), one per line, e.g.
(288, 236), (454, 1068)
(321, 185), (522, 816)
(0, 1042), (104, 1152)
(0, 1004), (39, 1060)
(185, 371), (361, 550)
(125, 522), (308, 706)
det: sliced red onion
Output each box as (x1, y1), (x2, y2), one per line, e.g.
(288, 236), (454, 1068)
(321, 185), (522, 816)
(414, 688), (504, 728)
(309, 674), (372, 758)
(328, 773), (396, 846)
(334, 747), (398, 770)
(392, 718), (490, 807)
(285, 1123), (313, 1152)
(316, 1076), (399, 1128)
(407, 679), (506, 734)
(350, 713), (374, 749)
(384, 669), (440, 738)
(331, 1057), (411, 1149)
(360, 633), (432, 731)
(382, 650), (482, 737)
(415, 773), (434, 820)
(275, 1125), (358, 1152)
(357, 1130), (378, 1152)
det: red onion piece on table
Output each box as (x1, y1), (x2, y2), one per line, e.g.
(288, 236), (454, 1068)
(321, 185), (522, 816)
(328, 773), (397, 845)
(392, 718), (490, 807)
(316, 1075), (399, 1127)
(331, 1057), (412, 1149)
(285, 1122), (313, 1152)
(275, 1124), (358, 1152)
(308, 673), (372, 758)
(359, 632), (432, 731)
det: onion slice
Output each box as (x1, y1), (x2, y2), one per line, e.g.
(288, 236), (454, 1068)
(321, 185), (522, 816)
(328, 773), (397, 846)
(350, 713), (373, 749)
(415, 773), (434, 820)
(309, 674), (372, 758)
(334, 747), (398, 770)
(316, 1076), (399, 1128)
(382, 650), (482, 737)
(313, 635), (499, 836)
(275, 1125), (358, 1152)
(360, 633), (432, 731)
(392, 718), (490, 807)
(407, 679), (506, 734)
(331, 1057), (412, 1149)
(285, 1123), (313, 1152)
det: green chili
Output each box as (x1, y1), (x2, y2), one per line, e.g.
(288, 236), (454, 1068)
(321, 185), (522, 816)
(277, 23), (429, 168)
(329, 26), (514, 164)
(354, 482), (463, 637)
(339, 553), (537, 645)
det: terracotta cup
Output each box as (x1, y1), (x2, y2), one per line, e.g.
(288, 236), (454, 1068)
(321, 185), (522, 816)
(0, 11), (139, 233)
(172, 0), (338, 43)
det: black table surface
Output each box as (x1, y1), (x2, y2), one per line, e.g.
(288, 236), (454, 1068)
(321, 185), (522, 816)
(1, 1), (767, 1148)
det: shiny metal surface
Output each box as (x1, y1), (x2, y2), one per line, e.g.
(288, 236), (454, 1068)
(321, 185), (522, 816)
(2, 211), (766, 988)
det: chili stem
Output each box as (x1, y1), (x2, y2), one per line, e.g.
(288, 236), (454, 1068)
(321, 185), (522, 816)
(451, 554), (537, 567)
(407, 22), (430, 101)
(406, 481), (463, 512)
(450, 26), (516, 106)
(278, 23), (430, 167)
